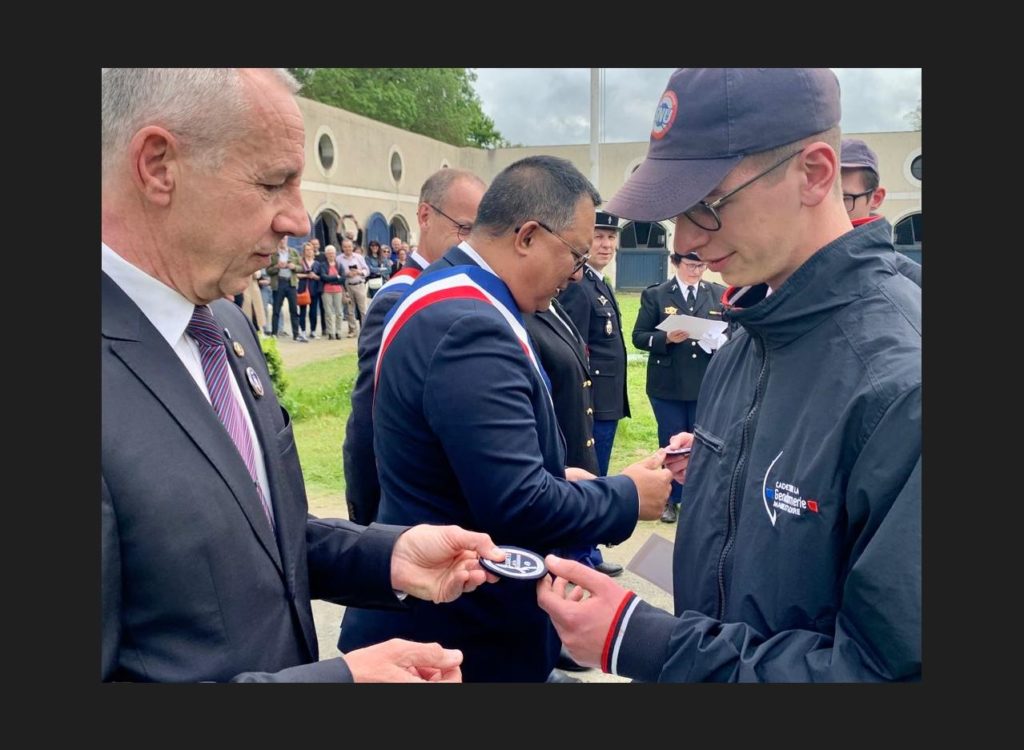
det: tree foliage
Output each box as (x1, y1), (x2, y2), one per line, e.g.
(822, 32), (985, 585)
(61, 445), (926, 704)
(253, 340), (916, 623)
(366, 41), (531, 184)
(288, 68), (509, 148)
(907, 99), (921, 130)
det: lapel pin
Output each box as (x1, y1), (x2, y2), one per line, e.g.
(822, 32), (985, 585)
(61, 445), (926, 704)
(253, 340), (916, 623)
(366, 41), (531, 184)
(233, 341), (245, 357)
(245, 366), (265, 398)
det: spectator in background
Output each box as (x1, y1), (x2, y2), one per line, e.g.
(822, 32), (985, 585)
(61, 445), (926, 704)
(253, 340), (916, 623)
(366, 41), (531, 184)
(339, 238), (369, 337)
(315, 244), (346, 339)
(840, 138), (921, 286)
(256, 267), (273, 334)
(394, 248), (408, 272)
(267, 237), (306, 342)
(296, 241), (319, 339)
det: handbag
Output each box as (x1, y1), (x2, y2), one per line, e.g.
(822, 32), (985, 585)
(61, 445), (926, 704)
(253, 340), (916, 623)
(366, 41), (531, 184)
(296, 284), (311, 306)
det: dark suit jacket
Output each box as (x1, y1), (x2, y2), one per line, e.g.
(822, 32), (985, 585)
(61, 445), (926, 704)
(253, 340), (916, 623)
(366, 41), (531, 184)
(338, 250), (639, 682)
(523, 300), (599, 475)
(556, 266), (630, 421)
(632, 277), (726, 401)
(102, 272), (404, 682)
(343, 254), (426, 525)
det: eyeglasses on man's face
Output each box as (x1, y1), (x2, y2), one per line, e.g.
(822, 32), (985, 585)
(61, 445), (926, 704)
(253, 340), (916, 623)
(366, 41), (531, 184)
(842, 189), (875, 213)
(681, 261), (707, 273)
(515, 221), (590, 274)
(427, 203), (473, 240)
(675, 149), (803, 232)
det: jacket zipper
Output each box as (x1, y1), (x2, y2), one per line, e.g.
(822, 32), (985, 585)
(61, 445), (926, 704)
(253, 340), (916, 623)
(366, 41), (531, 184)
(715, 333), (769, 620)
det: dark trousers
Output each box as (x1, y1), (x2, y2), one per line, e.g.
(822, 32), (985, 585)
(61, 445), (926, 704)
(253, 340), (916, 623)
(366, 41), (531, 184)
(592, 419), (619, 477)
(649, 396), (698, 505)
(308, 292), (324, 333)
(272, 284), (299, 337)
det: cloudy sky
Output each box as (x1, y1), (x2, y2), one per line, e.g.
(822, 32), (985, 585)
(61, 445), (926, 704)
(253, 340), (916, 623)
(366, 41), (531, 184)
(473, 68), (921, 147)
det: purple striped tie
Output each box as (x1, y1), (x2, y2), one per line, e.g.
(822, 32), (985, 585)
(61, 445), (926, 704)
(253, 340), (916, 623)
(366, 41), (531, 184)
(187, 305), (274, 530)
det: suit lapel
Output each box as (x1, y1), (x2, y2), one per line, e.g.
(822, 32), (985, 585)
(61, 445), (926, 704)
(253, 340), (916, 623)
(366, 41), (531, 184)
(103, 275), (284, 574)
(668, 280), (688, 313)
(537, 305), (589, 376)
(590, 269), (621, 318)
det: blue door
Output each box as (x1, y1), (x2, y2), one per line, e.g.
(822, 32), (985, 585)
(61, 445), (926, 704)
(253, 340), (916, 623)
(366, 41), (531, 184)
(366, 212), (391, 248)
(616, 221), (668, 291)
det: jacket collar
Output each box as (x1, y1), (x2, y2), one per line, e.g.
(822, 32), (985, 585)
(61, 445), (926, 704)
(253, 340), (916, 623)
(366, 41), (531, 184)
(726, 218), (901, 349)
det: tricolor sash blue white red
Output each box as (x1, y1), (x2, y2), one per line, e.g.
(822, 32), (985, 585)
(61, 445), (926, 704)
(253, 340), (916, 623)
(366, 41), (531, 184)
(375, 264), (551, 396)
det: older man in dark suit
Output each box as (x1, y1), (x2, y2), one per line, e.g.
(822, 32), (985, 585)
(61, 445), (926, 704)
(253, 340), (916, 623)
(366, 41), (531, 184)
(101, 68), (503, 683)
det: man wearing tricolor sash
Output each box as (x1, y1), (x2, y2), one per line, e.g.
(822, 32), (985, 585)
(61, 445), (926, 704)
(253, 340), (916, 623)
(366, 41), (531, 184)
(339, 156), (672, 682)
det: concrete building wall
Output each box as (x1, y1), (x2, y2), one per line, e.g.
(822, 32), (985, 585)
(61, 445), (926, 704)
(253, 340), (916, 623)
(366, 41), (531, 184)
(297, 95), (921, 285)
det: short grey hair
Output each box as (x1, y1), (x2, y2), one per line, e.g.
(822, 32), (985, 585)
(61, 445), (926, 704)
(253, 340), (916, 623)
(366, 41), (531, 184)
(419, 168), (486, 207)
(473, 155), (601, 237)
(101, 68), (299, 176)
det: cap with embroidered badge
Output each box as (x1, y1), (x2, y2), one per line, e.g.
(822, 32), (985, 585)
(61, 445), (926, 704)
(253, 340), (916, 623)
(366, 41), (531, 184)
(607, 68), (841, 222)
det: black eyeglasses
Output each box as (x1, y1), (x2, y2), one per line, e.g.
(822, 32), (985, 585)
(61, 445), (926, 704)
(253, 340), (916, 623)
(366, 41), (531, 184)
(842, 189), (875, 213)
(427, 203), (473, 240)
(677, 150), (803, 232)
(515, 221), (590, 273)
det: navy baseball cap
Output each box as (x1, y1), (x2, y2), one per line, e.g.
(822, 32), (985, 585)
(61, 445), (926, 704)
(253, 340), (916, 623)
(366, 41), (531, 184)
(840, 138), (880, 177)
(607, 68), (842, 222)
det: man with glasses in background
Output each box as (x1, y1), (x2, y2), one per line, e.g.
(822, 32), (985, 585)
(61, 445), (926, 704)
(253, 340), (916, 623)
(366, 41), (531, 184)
(841, 138), (921, 286)
(343, 168), (486, 527)
(339, 155), (672, 682)
(556, 210), (631, 578)
(631, 250), (725, 524)
(538, 68), (921, 682)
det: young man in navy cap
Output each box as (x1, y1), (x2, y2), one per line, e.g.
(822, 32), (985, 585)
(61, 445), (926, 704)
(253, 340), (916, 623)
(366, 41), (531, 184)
(631, 250), (726, 524)
(841, 137), (921, 286)
(556, 209), (631, 577)
(538, 68), (921, 682)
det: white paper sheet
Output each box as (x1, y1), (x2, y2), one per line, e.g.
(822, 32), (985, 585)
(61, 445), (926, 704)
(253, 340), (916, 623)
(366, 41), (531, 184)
(655, 313), (728, 340)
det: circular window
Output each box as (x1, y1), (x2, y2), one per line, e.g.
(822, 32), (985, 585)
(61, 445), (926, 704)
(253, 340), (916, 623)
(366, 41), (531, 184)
(313, 125), (338, 178)
(318, 133), (334, 170)
(390, 151), (403, 183)
(910, 155), (922, 181)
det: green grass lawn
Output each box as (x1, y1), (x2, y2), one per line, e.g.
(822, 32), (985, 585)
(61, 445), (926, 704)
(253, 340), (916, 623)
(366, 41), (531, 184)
(290, 292), (657, 494)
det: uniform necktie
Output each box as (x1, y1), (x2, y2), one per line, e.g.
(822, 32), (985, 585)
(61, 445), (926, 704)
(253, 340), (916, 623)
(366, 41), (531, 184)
(187, 305), (274, 530)
(686, 285), (696, 309)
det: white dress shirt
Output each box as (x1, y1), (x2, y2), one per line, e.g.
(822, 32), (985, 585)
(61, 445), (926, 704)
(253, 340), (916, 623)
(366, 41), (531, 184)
(102, 243), (271, 503)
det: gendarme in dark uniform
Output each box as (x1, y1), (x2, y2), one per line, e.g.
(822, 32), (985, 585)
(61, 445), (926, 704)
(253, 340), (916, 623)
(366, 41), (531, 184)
(632, 250), (725, 522)
(523, 295), (622, 578)
(556, 210), (630, 478)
